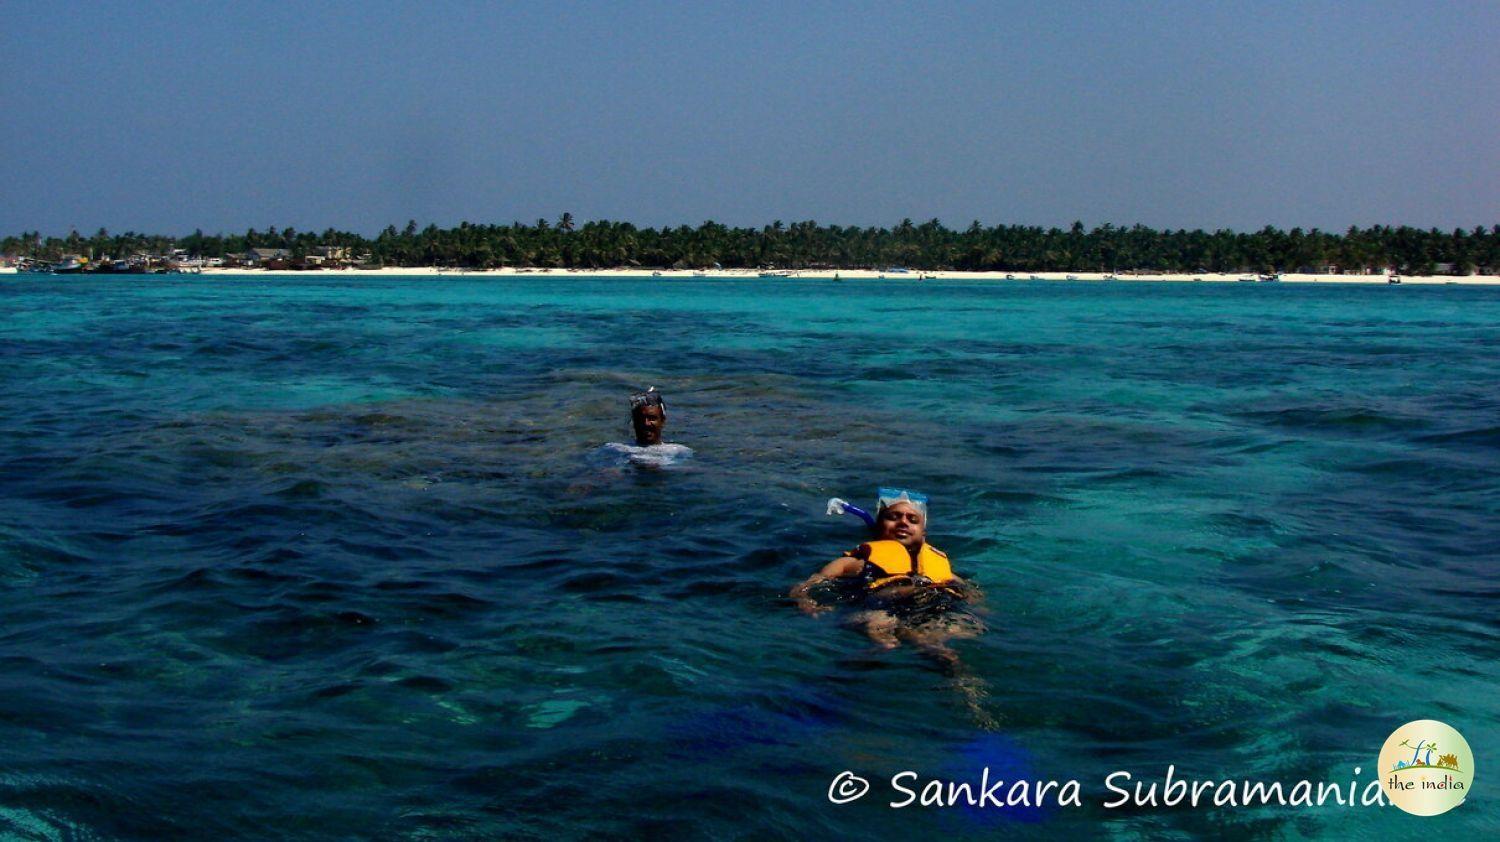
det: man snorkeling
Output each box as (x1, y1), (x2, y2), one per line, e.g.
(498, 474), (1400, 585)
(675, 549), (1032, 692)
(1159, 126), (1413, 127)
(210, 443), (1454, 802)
(595, 387), (692, 468)
(791, 488), (985, 657)
(630, 387), (667, 446)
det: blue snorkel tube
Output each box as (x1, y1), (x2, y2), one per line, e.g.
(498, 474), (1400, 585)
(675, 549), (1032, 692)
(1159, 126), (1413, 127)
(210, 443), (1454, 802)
(825, 497), (876, 528)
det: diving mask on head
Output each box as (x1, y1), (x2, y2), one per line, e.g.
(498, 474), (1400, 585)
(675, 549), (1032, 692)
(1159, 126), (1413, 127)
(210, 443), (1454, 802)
(629, 386), (664, 412)
(876, 487), (928, 520)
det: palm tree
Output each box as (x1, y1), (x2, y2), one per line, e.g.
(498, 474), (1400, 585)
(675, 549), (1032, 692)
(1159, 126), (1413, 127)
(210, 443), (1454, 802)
(1400, 739), (1436, 766)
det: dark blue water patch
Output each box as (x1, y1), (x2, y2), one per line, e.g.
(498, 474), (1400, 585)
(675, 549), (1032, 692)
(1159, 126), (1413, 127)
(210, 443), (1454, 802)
(668, 694), (844, 757)
(957, 414), (1242, 478)
(1232, 404), (1434, 437)
(934, 734), (1049, 826)
(1415, 424), (1500, 449)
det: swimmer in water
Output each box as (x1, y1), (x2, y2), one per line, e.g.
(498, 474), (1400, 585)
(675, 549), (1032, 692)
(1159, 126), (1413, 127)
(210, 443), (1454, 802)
(594, 387), (692, 468)
(791, 488), (985, 660)
(630, 387), (666, 446)
(792, 488), (995, 727)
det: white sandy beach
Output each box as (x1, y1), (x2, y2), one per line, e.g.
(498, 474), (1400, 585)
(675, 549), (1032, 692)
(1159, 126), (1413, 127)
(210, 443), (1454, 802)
(4, 266), (1499, 284)
(208, 267), (1500, 285)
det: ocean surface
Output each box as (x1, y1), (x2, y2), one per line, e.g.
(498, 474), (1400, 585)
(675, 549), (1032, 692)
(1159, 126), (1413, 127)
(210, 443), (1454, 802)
(0, 275), (1495, 839)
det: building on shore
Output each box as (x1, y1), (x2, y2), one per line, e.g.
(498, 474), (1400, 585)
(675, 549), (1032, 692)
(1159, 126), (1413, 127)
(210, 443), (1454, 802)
(244, 248), (292, 267)
(310, 245), (351, 263)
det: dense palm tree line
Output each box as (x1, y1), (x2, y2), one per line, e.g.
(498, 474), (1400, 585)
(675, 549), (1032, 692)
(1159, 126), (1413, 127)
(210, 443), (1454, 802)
(6, 218), (1498, 274)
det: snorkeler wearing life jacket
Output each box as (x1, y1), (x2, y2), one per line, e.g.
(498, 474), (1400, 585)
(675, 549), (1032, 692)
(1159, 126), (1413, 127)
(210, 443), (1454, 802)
(791, 488), (981, 650)
(791, 489), (994, 726)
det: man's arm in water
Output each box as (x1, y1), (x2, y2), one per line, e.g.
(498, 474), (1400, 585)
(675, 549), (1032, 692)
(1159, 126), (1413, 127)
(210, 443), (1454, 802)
(790, 556), (864, 615)
(951, 574), (982, 606)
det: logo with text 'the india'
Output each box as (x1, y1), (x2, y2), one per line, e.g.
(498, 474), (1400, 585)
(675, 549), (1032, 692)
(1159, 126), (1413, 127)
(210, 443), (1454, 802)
(1378, 720), (1474, 816)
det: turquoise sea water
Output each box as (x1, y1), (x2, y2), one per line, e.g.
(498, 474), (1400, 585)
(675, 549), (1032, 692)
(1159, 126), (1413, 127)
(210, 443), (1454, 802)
(0, 275), (1496, 839)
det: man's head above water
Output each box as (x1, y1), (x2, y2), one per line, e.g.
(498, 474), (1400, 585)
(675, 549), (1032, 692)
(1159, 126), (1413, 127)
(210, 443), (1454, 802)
(875, 501), (927, 552)
(629, 387), (666, 446)
(872, 488), (929, 552)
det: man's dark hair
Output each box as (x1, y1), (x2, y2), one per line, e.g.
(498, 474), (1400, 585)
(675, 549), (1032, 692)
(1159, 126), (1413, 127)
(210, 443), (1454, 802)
(629, 387), (664, 415)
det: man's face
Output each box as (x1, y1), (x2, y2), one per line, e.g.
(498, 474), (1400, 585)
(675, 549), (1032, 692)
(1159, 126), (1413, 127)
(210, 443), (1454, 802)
(632, 404), (665, 445)
(876, 502), (926, 550)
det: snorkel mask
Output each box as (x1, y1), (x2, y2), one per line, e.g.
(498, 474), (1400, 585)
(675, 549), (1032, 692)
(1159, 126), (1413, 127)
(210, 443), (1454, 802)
(629, 386), (665, 412)
(876, 487), (928, 520)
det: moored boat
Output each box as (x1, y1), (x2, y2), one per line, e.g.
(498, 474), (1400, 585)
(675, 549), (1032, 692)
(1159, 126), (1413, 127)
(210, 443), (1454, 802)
(15, 256), (85, 274)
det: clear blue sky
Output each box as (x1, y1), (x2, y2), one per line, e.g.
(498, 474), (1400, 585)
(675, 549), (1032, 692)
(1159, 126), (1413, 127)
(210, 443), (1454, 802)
(3, 1), (1496, 236)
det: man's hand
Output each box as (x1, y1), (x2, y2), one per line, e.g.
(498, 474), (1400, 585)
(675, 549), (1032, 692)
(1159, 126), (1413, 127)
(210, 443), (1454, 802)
(797, 596), (833, 617)
(790, 557), (864, 617)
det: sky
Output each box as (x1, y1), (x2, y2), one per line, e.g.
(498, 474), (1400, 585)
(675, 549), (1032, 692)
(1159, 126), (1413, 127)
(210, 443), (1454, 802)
(2, 1), (1497, 236)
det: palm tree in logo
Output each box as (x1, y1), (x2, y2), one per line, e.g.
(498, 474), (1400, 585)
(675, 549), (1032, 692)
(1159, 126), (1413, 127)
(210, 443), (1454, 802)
(1400, 739), (1436, 767)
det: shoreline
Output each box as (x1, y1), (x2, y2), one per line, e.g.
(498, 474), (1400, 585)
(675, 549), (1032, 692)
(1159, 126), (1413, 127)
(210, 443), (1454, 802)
(4, 266), (1499, 285)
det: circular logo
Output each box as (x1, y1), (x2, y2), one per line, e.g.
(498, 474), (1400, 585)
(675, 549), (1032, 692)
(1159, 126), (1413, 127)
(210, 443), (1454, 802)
(1379, 720), (1474, 816)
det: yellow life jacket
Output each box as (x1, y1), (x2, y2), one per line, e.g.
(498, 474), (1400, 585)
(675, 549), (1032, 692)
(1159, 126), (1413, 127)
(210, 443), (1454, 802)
(858, 540), (954, 590)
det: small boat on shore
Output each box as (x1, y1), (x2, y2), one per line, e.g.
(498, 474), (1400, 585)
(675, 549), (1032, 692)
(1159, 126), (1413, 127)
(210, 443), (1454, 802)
(16, 256), (85, 274)
(94, 258), (147, 273)
(757, 270), (791, 278)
